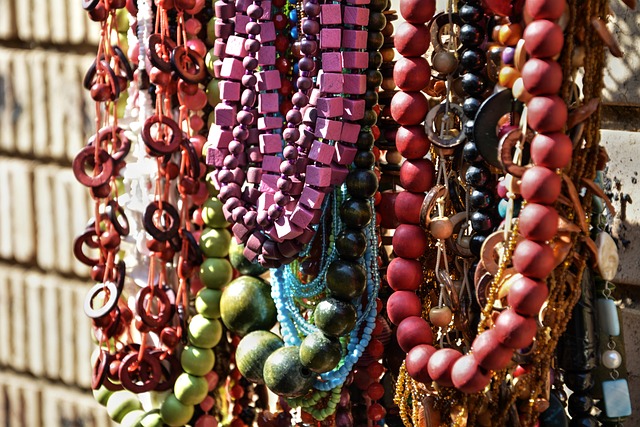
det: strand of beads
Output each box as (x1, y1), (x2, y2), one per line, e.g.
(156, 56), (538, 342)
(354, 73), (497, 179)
(454, 0), (569, 396)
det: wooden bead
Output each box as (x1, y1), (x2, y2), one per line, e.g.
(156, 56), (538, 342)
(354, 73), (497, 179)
(399, 0), (436, 24)
(523, 20), (564, 59)
(387, 257), (423, 291)
(393, 224), (428, 258)
(427, 348), (462, 388)
(406, 345), (437, 384)
(394, 57), (432, 91)
(519, 203), (559, 242)
(507, 276), (549, 316)
(512, 78), (533, 103)
(498, 24), (523, 47)
(525, 0), (566, 20)
(394, 23), (431, 57)
(397, 317), (434, 353)
(520, 166), (561, 204)
(400, 158), (435, 192)
(396, 126), (431, 159)
(387, 291), (422, 325)
(527, 95), (567, 133)
(395, 191), (424, 224)
(521, 59), (563, 95)
(451, 355), (491, 393)
(429, 306), (452, 328)
(471, 329), (513, 371)
(498, 66), (520, 89)
(432, 51), (458, 75)
(493, 308), (538, 349)
(512, 239), (555, 279)
(379, 191), (400, 229)
(531, 132), (573, 169)
(429, 217), (454, 240)
(390, 91), (429, 125)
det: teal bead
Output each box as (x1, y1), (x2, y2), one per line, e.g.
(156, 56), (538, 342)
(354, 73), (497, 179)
(602, 379), (632, 418)
(498, 198), (508, 218)
(596, 298), (620, 336)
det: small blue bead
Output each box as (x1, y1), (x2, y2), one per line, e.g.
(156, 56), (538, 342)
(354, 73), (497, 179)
(293, 63), (299, 74)
(290, 27), (299, 39)
(289, 9), (298, 22)
(498, 198), (508, 218)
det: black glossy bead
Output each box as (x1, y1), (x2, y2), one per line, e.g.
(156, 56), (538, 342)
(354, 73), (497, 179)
(461, 73), (486, 97)
(459, 24), (485, 47)
(469, 189), (493, 209)
(346, 169), (378, 199)
(356, 130), (375, 151)
(463, 120), (475, 138)
(335, 228), (367, 260)
(366, 69), (383, 89)
(460, 48), (486, 72)
(368, 12), (387, 31)
(463, 97), (482, 118)
(369, 51), (383, 69)
(469, 233), (486, 257)
(340, 198), (372, 228)
(568, 393), (593, 417)
(353, 150), (376, 169)
(564, 371), (594, 393)
(367, 32), (384, 50)
(459, 4), (483, 23)
(360, 109), (378, 127)
(369, 0), (386, 12)
(568, 416), (598, 427)
(326, 260), (367, 300)
(364, 90), (379, 108)
(465, 164), (489, 186)
(470, 210), (494, 232)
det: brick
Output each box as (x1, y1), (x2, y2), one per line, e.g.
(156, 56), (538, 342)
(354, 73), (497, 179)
(0, 158), (35, 263)
(34, 165), (92, 276)
(0, 0), (16, 39)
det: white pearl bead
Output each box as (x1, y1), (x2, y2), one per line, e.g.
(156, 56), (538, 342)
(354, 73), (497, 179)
(602, 349), (622, 370)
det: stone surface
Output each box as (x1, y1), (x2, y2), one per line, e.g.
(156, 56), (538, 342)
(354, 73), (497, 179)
(602, 2), (640, 105)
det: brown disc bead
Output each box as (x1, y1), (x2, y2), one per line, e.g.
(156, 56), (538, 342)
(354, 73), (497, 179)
(451, 355), (492, 394)
(393, 224), (428, 258)
(390, 91), (430, 125)
(379, 192), (400, 229)
(471, 329), (514, 371)
(512, 239), (556, 280)
(527, 95), (567, 133)
(395, 191), (424, 225)
(530, 132), (573, 169)
(399, 0), (435, 24)
(521, 59), (563, 95)
(525, 0), (566, 21)
(399, 158), (435, 192)
(394, 57), (432, 92)
(427, 348), (463, 388)
(507, 276), (549, 317)
(396, 125), (431, 159)
(397, 316), (434, 353)
(394, 23), (431, 57)
(523, 20), (564, 59)
(493, 308), (538, 349)
(387, 291), (423, 326)
(406, 344), (437, 384)
(519, 203), (559, 242)
(520, 166), (561, 205)
(387, 257), (423, 291)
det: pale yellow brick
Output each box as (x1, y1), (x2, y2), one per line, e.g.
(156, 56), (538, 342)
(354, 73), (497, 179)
(25, 273), (45, 379)
(14, 0), (32, 42)
(43, 277), (61, 381)
(0, 49), (17, 154)
(9, 270), (27, 372)
(34, 165), (56, 272)
(8, 160), (35, 263)
(29, 50), (50, 159)
(0, 269), (11, 366)
(0, 0), (16, 39)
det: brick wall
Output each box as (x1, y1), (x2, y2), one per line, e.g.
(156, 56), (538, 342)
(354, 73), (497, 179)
(0, 1), (115, 425)
(0, 1), (638, 426)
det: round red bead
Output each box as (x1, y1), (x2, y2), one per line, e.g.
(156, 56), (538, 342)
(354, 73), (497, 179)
(471, 329), (513, 371)
(427, 348), (462, 388)
(393, 224), (428, 258)
(520, 166), (561, 205)
(451, 354), (491, 394)
(512, 239), (556, 279)
(396, 125), (431, 159)
(391, 91), (429, 126)
(394, 23), (431, 57)
(524, 20), (564, 59)
(519, 203), (559, 242)
(399, 158), (435, 192)
(527, 95), (567, 133)
(531, 132), (573, 169)
(507, 276), (549, 317)
(387, 291), (422, 325)
(387, 257), (423, 291)
(493, 308), (538, 349)
(397, 316), (433, 353)
(406, 344), (437, 384)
